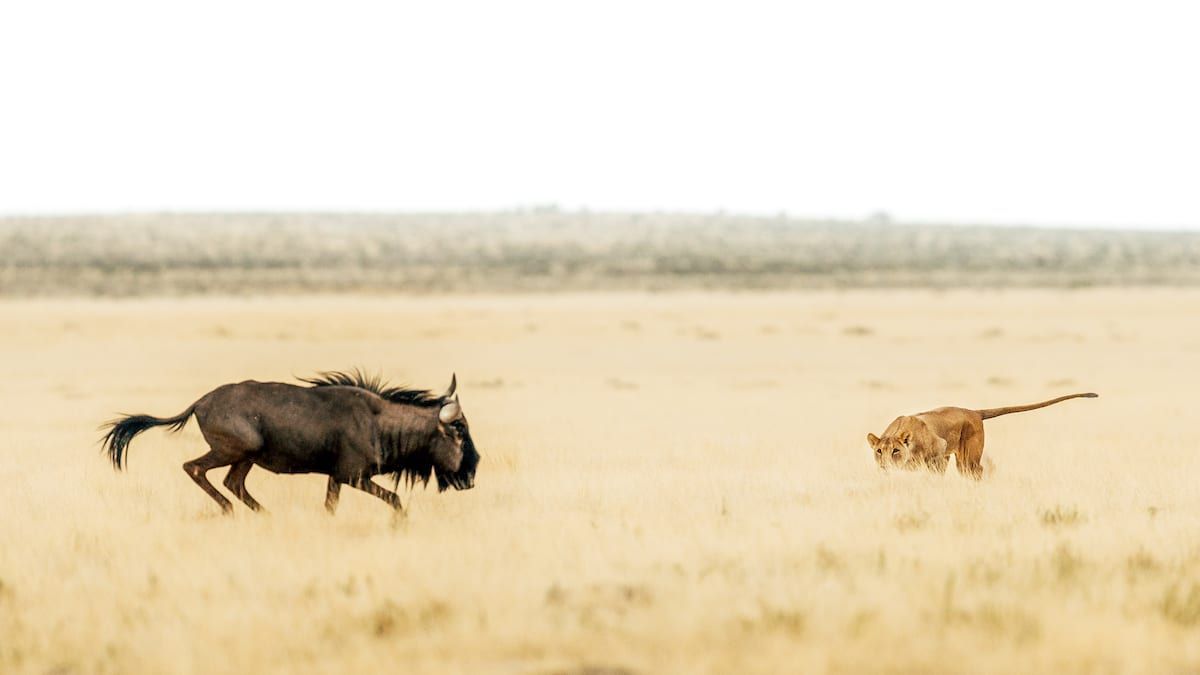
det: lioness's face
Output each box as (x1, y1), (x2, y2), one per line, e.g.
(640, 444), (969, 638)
(867, 432), (919, 470)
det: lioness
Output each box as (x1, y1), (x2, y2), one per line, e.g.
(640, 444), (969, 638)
(867, 392), (1097, 478)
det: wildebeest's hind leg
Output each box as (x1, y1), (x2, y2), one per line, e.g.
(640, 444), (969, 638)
(325, 477), (341, 514)
(183, 451), (236, 514)
(222, 460), (264, 512)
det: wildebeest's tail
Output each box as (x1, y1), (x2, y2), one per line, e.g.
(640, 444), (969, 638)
(976, 392), (1098, 420)
(100, 404), (196, 470)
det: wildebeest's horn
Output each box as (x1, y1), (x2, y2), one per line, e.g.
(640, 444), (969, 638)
(439, 397), (461, 423)
(442, 373), (457, 399)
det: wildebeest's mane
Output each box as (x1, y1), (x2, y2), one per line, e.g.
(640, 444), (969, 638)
(299, 369), (444, 408)
(388, 463), (438, 492)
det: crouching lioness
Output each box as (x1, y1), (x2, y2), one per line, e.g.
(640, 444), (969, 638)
(867, 392), (1097, 478)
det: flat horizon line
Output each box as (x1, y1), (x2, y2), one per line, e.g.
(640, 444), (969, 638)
(1, 207), (1197, 235)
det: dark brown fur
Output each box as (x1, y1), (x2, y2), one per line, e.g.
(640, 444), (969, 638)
(101, 371), (478, 515)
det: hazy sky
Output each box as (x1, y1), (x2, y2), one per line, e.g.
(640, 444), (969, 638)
(1, 1), (1197, 228)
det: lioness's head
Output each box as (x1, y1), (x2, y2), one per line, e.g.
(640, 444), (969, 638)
(867, 431), (920, 469)
(867, 417), (948, 471)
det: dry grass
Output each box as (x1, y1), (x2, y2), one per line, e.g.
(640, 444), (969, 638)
(2, 290), (1199, 674)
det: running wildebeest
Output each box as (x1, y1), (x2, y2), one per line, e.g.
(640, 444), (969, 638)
(100, 371), (478, 515)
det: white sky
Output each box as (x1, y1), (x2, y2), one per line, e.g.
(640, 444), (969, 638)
(1, 0), (1197, 228)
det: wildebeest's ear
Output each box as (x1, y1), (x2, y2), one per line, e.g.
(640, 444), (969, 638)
(439, 397), (462, 424)
(867, 433), (879, 447)
(442, 373), (457, 399)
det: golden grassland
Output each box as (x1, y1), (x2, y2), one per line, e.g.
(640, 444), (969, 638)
(1, 290), (1199, 674)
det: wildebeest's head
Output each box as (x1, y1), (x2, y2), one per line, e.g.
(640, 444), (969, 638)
(431, 374), (479, 491)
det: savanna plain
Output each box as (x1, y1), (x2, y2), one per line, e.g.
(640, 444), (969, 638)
(2, 290), (1199, 674)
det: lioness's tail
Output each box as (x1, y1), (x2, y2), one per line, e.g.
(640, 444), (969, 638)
(977, 392), (1098, 420)
(100, 404), (196, 470)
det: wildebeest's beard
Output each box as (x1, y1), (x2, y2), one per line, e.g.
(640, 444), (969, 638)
(389, 456), (435, 491)
(436, 433), (478, 492)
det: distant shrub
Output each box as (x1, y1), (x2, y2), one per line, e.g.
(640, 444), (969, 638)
(1040, 506), (1085, 528)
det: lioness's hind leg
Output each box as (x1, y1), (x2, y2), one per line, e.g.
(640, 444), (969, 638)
(957, 423), (985, 480)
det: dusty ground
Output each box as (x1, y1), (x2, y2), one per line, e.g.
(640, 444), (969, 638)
(1, 290), (1198, 674)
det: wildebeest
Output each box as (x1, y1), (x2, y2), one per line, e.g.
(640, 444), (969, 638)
(101, 371), (478, 515)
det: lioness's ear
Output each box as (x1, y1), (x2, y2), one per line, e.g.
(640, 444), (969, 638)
(900, 432), (912, 447)
(867, 433), (880, 447)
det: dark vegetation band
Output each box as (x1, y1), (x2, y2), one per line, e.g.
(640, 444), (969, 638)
(5, 211), (1200, 295)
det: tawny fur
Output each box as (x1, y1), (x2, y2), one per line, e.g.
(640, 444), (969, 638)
(867, 393), (1097, 478)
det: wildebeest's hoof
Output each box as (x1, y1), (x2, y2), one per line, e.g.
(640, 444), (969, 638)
(389, 510), (408, 530)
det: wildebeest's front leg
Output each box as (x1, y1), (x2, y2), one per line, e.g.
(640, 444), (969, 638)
(335, 432), (403, 515)
(348, 476), (405, 513)
(325, 477), (341, 514)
